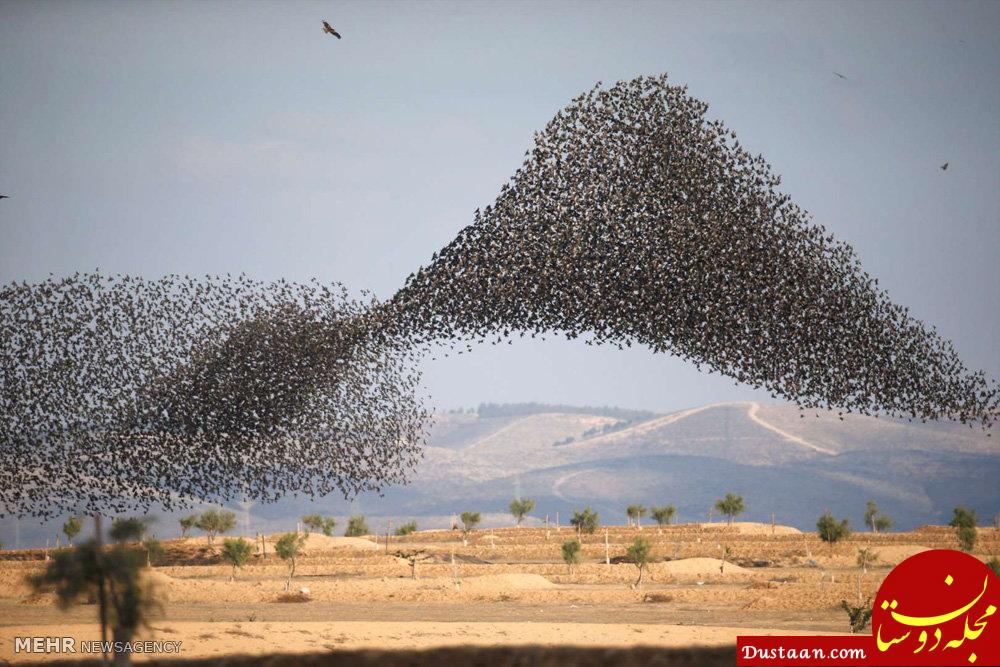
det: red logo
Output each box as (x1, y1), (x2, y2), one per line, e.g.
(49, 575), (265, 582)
(873, 549), (999, 665)
(738, 549), (999, 665)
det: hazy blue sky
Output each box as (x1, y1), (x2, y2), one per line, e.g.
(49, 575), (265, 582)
(2, 0), (998, 413)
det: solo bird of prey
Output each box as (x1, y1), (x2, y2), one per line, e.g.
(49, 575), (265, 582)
(940, 162), (949, 171)
(323, 21), (341, 39)
(0, 195), (9, 199)
(834, 71), (847, 80)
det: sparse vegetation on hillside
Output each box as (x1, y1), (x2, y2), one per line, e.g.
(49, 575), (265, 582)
(817, 512), (851, 550)
(715, 494), (745, 525)
(475, 402), (657, 422)
(395, 521), (418, 536)
(302, 514), (337, 536)
(863, 501), (893, 533)
(987, 557), (1000, 579)
(561, 539), (581, 574)
(651, 505), (677, 531)
(571, 507), (599, 535)
(345, 515), (370, 537)
(949, 506), (977, 552)
(221, 537), (254, 582)
(509, 498), (536, 526)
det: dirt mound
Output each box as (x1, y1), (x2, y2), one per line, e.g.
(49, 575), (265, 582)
(699, 522), (801, 535)
(293, 534), (379, 552)
(662, 558), (749, 577)
(462, 574), (555, 590)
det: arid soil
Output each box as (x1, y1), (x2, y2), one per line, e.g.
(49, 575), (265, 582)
(1, 523), (996, 663)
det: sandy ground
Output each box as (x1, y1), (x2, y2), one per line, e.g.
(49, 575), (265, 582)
(0, 524), (995, 663)
(0, 620), (851, 662)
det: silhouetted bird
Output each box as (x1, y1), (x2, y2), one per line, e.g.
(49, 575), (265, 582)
(0, 195), (9, 199)
(940, 162), (949, 171)
(323, 21), (341, 39)
(834, 72), (847, 80)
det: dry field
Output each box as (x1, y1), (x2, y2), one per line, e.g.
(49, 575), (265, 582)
(1, 522), (997, 664)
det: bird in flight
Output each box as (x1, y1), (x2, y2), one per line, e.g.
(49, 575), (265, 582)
(833, 71), (847, 80)
(940, 162), (949, 171)
(322, 21), (341, 39)
(0, 195), (9, 200)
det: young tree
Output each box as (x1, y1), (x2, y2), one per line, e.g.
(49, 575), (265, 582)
(840, 598), (873, 633)
(856, 547), (879, 574)
(143, 537), (164, 568)
(62, 516), (82, 546)
(221, 537), (254, 582)
(320, 517), (337, 536)
(650, 505), (676, 532)
(196, 509), (236, 548)
(863, 501), (893, 533)
(301, 514), (324, 534)
(460, 511), (481, 533)
(817, 512), (851, 551)
(626, 536), (652, 587)
(274, 532), (307, 590)
(178, 515), (198, 538)
(570, 507), (599, 535)
(949, 506), (977, 552)
(394, 549), (430, 579)
(30, 538), (159, 666)
(345, 515), (370, 537)
(509, 498), (536, 527)
(561, 539), (581, 574)
(110, 517), (147, 543)
(626, 504), (647, 528)
(715, 494), (745, 525)
(395, 521), (418, 536)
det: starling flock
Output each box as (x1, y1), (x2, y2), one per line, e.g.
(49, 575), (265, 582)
(1, 74), (995, 519)
(0, 274), (426, 518)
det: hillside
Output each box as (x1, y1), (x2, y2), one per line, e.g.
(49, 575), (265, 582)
(3, 402), (997, 546)
(380, 401), (999, 531)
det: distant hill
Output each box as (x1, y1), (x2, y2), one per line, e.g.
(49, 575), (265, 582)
(4, 402), (998, 547)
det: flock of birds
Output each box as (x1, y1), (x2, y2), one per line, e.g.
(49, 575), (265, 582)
(0, 274), (426, 518)
(0, 74), (995, 519)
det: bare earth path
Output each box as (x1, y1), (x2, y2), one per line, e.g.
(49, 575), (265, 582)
(0, 616), (849, 663)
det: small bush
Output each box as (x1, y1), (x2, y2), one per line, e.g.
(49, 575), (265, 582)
(344, 515), (370, 537)
(220, 538), (254, 581)
(561, 539), (581, 573)
(395, 521), (418, 536)
(570, 507), (599, 535)
(949, 507), (977, 552)
(715, 494), (745, 524)
(840, 598), (873, 633)
(817, 512), (850, 549)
